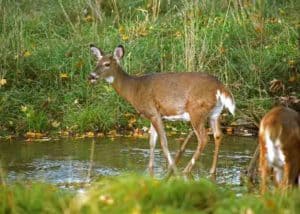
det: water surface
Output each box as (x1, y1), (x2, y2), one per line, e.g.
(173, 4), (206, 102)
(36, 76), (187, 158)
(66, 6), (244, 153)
(0, 135), (257, 186)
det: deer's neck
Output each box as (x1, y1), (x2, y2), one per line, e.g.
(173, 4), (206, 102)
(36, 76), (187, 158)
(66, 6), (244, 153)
(111, 67), (137, 105)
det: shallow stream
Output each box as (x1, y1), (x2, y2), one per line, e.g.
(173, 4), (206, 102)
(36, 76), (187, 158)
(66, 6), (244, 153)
(0, 135), (257, 188)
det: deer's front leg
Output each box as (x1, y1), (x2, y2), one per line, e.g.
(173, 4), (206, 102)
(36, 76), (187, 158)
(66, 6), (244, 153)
(183, 114), (207, 174)
(148, 124), (158, 176)
(150, 116), (177, 174)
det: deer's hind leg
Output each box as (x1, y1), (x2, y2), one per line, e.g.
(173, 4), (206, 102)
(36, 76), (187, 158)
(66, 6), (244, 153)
(209, 115), (222, 175)
(183, 113), (208, 174)
(259, 134), (269, 194)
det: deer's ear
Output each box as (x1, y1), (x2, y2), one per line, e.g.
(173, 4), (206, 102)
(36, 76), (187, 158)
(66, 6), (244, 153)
(90, 44), (103, 60)
(113, 45), (124, 61)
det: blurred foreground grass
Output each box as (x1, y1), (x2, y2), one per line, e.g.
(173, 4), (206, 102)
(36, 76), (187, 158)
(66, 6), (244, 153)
(1, 175), (300, 213)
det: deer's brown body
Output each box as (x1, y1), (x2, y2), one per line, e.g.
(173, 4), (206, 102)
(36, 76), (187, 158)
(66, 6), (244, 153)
(89, 45), (235, 176)
(109, 71), (229, 119)
(259, 106), (300, 193)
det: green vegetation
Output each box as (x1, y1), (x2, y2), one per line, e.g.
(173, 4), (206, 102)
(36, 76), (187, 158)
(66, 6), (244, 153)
(0, 0), (299, 136)
(1, 175), (300, 213)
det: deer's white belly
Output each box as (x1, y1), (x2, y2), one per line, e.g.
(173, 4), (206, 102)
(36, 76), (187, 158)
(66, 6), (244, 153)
(162, 112), (190, 121)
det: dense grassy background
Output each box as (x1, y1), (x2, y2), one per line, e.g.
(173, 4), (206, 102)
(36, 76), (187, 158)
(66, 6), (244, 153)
(1, 175), (300, 213)
(0, 0), (299, 136)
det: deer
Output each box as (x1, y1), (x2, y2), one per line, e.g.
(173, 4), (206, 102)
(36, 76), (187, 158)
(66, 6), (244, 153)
(259, 106), (300, 193)
(89, 44), (235, 176)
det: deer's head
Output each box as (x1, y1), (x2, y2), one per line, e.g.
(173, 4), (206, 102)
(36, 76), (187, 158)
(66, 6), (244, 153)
(89, 45), (124, 84)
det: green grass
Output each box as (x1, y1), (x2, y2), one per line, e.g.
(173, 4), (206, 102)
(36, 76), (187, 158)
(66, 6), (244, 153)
(1, 175), (300, 213)
(0, 182), (72, 214)
(0, 0), (299, 136)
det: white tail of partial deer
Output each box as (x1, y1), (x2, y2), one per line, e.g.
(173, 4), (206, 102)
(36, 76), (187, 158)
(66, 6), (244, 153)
(89, 44), (235, 176)
(259, 106), (300, 193)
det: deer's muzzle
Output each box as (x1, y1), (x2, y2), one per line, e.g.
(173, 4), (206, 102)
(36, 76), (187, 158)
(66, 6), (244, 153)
(88, 72), (99, 83)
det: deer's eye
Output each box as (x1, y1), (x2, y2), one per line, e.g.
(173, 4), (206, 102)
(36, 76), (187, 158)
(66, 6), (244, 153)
(103, 62), (110, 67)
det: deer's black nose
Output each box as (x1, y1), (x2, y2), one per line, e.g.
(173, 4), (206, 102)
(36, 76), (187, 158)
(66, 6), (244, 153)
(88, 72), (98, 80)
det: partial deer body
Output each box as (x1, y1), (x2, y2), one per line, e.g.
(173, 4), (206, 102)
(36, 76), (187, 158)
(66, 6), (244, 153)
(89, 45), (235, 176)
(259, 106), (300, 193)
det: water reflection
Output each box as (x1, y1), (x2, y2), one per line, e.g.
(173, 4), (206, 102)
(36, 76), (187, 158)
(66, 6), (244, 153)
(0, 135), (257, 186)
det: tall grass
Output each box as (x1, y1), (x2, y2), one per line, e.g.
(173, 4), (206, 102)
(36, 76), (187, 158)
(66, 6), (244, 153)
(0, 0), (299, 136)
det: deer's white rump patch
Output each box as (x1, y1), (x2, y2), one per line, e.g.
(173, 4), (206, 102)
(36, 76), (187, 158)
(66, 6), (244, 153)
(215, 90), (235, 115)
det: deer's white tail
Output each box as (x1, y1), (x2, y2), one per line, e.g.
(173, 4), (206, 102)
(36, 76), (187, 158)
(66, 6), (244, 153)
(216, 90), (235, 115)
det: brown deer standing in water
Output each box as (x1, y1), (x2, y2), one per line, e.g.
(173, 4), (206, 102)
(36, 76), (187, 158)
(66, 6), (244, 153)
(259, 106), (300, 193)
(89, 44), (235, 176)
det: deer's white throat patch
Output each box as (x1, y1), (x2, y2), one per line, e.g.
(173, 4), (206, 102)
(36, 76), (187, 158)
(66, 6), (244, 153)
(105, 76), (114, 84)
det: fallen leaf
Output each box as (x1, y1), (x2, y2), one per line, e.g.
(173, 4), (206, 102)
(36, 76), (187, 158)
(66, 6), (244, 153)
(99, 195), (114, 205)
(0, 78), (7, 86)
(23, 50), (31, 57)
(118, 25), (126, 35)
(60, 73), (68, 79)
(51, 120), (60, 128)
(219, 46), (226, 54)
(121, 34), (129, 41)
(85, 132), (95, 138)
(59, 131), (70, 136)
(131, 205), (141, 214)
(269, 79), (285, 93)
(174, 31), (182, 38)
(25, 132), (45, 139)
(84, 15), (93, 22)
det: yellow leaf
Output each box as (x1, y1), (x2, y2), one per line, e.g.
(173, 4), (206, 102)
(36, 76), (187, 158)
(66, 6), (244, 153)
(0, 78), (7, 86)
(25, 132), (44, 139)
(128, 117), (136, 125)
(85, 132), (95, 137)
(97, 133), (104, 137)
(174, 31), (182, 38)
(23, 50), (31, 57)
(99, 195), (114, 205)
(121, 34), (129, 41)
(21, 105), (28, 112)
(219, 46), (226, 54)
(51, 120), (60, 128)
(59, 131), (70, 136)
(60, 73), (68, 79)
(288, 60), (295, 67)
(136, 26), (148, 37)
(131, 205), (141, 214)
(108, 130), (117, 137)
(124, 112), (134, 117)
(118, 25), (126, 35)
(84, 15), (93, 22)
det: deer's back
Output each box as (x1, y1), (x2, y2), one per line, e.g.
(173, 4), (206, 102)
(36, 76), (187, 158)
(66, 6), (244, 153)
(260, 106), (300, 146)
(138, 72), (225, 97)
